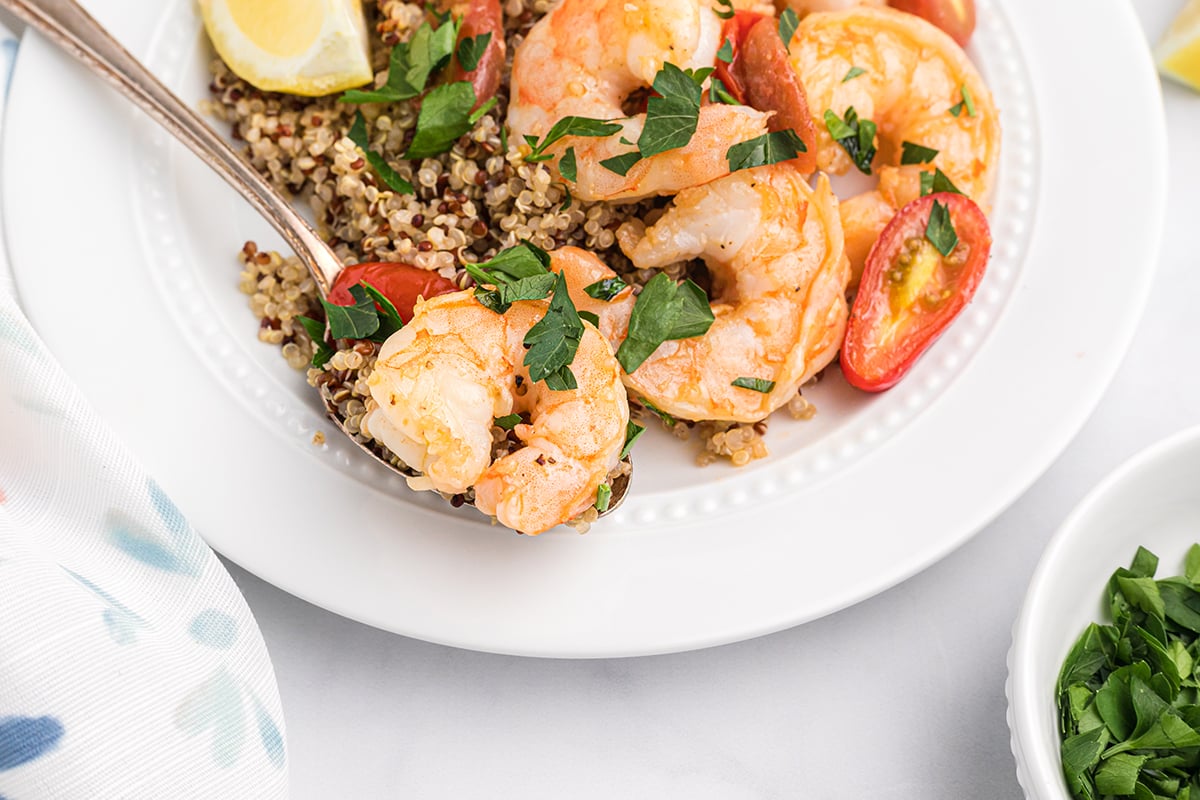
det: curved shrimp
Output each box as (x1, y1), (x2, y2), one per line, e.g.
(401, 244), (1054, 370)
(776, 0), (884, 15)
(364, 291), (629, 535)
(507, 0), (771, 202)
(788, 6), (999, 279)
(559, 165), (848, 423)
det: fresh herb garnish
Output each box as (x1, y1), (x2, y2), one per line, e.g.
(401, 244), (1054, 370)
(523, 272), (585, 391)
(559, 146), (578, 182)
(714, 0), (735, 19)
(405, 81), (478, 159)
(949, 84), (977, 117)
(469, 96), (498, 124)
(732, 376), (776, 393)
(640, 396), (677, 427)
(615, 273), (714, 374)
(842, 66), (866, 83)
(919, 167), (964, 197)
(638, 62), (704, 158)
(600, 150), (642, 176)
(709, 76), (739, 105)
(471, 273), (557, 314)
(358, 282), (404, 341)
(525, 116), (622, 162)
(823, 106), (877, 175)
(456, 31), (492, 71)
(579, 310), (601, 327)
(348, 111), (414, 194)
(1056, 545), (1200, 800)
(340, 19), (458, 104)
(320, 284), (399, 342)
(619, 420), (645, 459)
(296, 315), (335, 368)
(473, 241), (552, 281)
(900, 141), (939, 165)
(584, 276), (629, 301)
(925, 199), (958, 257)
(594, 483), (612, 512)
(727, 129), (807, 172)
(494, 413), (522, 430)
(778, 8), (800, 47)
(717, 38), (734, 63)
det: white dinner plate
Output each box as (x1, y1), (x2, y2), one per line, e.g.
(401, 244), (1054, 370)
(2, 0), (1165, 657)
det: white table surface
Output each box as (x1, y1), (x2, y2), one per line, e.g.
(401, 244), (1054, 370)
(8, 1), (1197, 797)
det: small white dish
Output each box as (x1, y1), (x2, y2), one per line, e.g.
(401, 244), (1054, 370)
(1007, 425), (1200, 799)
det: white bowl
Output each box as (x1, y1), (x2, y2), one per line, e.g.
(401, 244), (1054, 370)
(1007, 425), (1200, 798)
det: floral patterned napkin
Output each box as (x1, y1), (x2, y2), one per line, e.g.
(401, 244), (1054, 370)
(0, 30), (287, 799)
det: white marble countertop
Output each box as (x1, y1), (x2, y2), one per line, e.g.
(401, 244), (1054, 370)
(214, 3), (1198, 797)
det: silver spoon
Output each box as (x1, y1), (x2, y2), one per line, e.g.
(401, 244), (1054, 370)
(4, 0), (631, 519)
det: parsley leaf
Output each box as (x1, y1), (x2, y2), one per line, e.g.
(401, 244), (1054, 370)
(717, 38), (734, 63)
(476, 241), (551, 280)
(726, 129), (807, 172)
(778, 8), (800, 47)
(949, 84), (978, 117)
(619, 420), (645, 459)
(925, 199), (958, 257)
(468, 96), (498, 125)
(900, 141), (939, 165)
(405, 81), (477, 159)
(594, 483), (613, 512)
(358, 281), (404, 340)
(526, 116), (622, 161)
(456, 31), (492, 71)
(710, 76), (739, 105)
(579, 310), (601, 327)
(823, 107), (876, 175)
(919, 167), (964, 197)
(494, 413), (522, 430)
(842, 66), (866, 83)
(732, 376), (776, 393)
(340, 20), (458, 104)
(714, 0), (735, 19)
(638, 62), (703, 158)
(297, 315), (334, 368)
(640, 396), (677, 427)
(584, 276), (629, 301)
(523, 272), (585, 389)
(348, 111), (414, 194)
(472, 272), (557, 314)
(601, 150), (642, 176)
(559, 146), (578, 182)
(616, 273), (714, 373)
(322, 284), (381, 340)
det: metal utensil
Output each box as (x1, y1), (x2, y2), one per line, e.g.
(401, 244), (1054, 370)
(4, 0), (631, 520)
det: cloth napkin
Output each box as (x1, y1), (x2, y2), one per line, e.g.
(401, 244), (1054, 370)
(0, 29), (288, 800)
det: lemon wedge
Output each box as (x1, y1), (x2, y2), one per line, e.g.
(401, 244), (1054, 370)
(1155, 0), (1200, 92)
(199, 0), (373, 97)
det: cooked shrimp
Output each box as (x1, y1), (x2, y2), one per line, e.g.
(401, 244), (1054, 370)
(776, 0), (884, 15)
(364, 291), (629, 535)
(507, 0), (771, 202)
(788, 6), (999, 279)
(605, 164), (849, 423)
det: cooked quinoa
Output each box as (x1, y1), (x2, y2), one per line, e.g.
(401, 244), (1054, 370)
(221, 0), (817, 477)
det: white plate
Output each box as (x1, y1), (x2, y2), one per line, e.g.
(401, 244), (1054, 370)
(2, 0), (1164, 657)
(1007, 426), (1200, 799)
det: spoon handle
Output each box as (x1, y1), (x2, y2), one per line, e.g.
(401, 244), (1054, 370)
(3, 0), (342, 294)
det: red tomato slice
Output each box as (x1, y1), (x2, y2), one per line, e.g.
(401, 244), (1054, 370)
(443, 0), (505, 111)
(841, 192), (991, 391)
(888, 0), (975, 47)
(714, 11), (768, 104)
(328, 261), (458, 324)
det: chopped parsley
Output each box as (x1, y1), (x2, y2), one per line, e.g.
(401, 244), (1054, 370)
(823, 106), (877, 175)
(731, 376), (776, 393)
(925, 199), (958, 257)
(714, 0), (735, 19)
(579, 310), (600, 327)
(340, 19), (458, 104)
(900, 141), (939, 165)
(615, 273), (714, 374)
(523, 272), (585, 391)
(296, 315), (335, 368)
(456, 32), (492, 72)
(638, 62), (704, 158)
(778, 8), (800, 47)
(640, 396), (677, 428)
(559, 146), (578, 182)
(919, 167), (964, 197)
(727, 129), (807, 172)
(584, 276), (629, 302)
(347, 111), (414, 194)
(717, 38), (734, 63)
(494, 413), (522, 430)
(619, 420), (645, 459)
(524, 116), (622, 163)
(949, 84), (977, 117)
(842, 66), (866, 83)
(709, 76), (740, 105)
(600, 150), (642, 176)
(320, 283), (401, 342)
(465, 242), (556, 313)
(404, 81), (479, 159)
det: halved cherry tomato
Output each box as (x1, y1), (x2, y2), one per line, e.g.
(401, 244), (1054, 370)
(841, 192), (991, 391)
(889, 0), (975, 47)
(715, 13), (818, 173)
(328, 261), (458, 324)
(714, 11), (768, 104)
